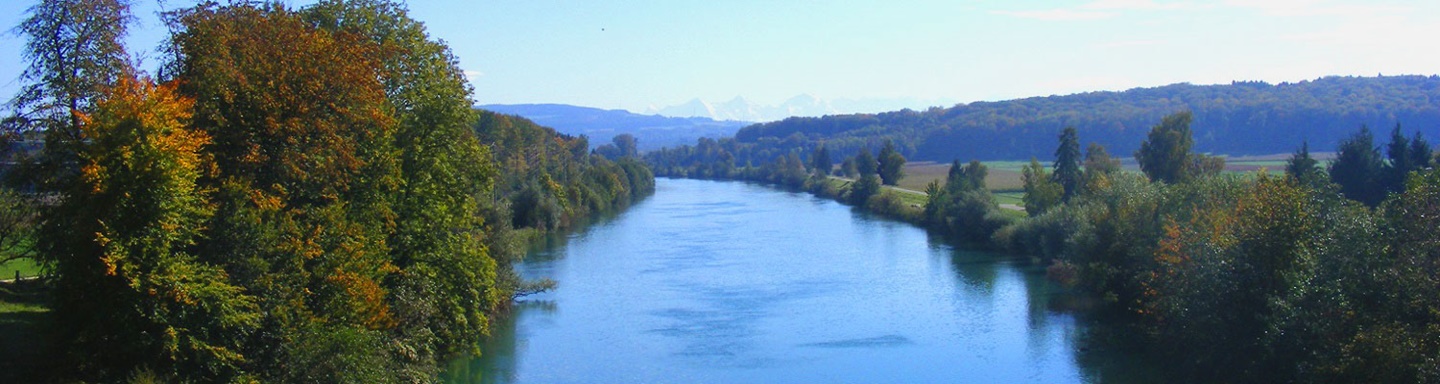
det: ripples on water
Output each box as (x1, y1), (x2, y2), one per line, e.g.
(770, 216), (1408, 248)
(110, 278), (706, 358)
(446, 178), (1154, 384)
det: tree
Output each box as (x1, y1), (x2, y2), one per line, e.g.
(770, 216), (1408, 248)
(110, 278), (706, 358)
(840, 156), (858, 177)
(948, 160), (988, 192)
(1082, 142), (1120, 195)
(1384, 124), (1414, 196)
(1084, 143), (1120, 175)
(855, 147), (877, 176)
(613, 133), (638, 158)
(1330, 125), (1385, 206)
(302, 1), (504, 378)
(1408, 131), (1432, 170)
(172, 4), (406, 380)
(877, 140), (906, 186)
(1285, 141), (1324, 187)
(7, 0), (134, 190)
(1053, 127), (1083, 201)
(0, 189), (37, 266)
(849, 148), (880, 204)
(811, 143), (831, 177)
(1136, 111), (1195, 184)
(42, 76), (259, 381)
(1023, 157), (1062, 216)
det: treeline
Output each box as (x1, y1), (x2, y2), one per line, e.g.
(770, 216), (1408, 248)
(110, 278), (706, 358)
(0, 1), (650, 382)
(994, 114), (1439, 382)
(733, 76), (1440, 161)
(649, 108), (1440, 382)
(474, 112), (654, 233)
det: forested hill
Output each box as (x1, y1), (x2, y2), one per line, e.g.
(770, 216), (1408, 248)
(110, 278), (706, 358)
(478, 103), (750, 151)
(735, 75), (1440, 161)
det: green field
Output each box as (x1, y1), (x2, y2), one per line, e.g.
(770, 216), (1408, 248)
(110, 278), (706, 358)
(0, 258), (41, 281)
(899, 161), (1025, 192)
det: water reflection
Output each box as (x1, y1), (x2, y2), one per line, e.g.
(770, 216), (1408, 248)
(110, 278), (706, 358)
(451, 179), (1151, 383)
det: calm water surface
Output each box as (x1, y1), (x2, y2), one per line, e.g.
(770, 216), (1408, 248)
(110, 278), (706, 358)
(447, 178), (1149, 383)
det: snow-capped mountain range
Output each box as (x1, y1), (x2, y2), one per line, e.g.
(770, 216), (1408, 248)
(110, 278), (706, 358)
(644, 95), (957, 122)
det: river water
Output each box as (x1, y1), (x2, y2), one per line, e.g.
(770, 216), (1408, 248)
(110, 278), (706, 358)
(447, 178), (1151, 383)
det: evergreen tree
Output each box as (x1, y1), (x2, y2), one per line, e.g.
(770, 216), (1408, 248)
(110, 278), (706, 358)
(1285, 141), (1323, 187)
(1384, 124), (1413, 196)
(877, 140), (906, 186)
(1136, 112), (1195, 184)
(1409, 131), (1433, 170)
(1329, 125), (1385, 206)
(1052, 127), (1083, 201)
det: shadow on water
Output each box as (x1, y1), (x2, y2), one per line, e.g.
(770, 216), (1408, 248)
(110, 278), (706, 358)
(444, 300), (556, 384)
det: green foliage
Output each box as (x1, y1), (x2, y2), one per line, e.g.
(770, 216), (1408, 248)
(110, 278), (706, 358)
(849, 174), (882, 205)
(855, 147), (877, 176)
(949, 160), (988, 192)
(998, 154), (1440, 382)
(877, 140), (906, 186)
(1053, 127), (1082, 201)
(1081, 143), (1119, 195)
(41, 77), (259, 381)
(1022, 158), (1062, 216)
(476, 111), (654, 231)
(1329, 125), (1386, 206)
(811, 143), (831, 177)
(0, 189), (37, 265)
(1136, 112), (1195, 184)
(594, 133), (638, 159)
(1285, 141), (1324, 187)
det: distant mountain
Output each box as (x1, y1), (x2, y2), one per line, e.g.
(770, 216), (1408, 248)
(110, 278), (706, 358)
(648, 95), (956, 122)
(477, 104), (750, 151)
(730, 75), (1440, 162)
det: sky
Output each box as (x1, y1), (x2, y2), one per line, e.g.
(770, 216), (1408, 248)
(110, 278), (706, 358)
(3, 0), (1439, 115)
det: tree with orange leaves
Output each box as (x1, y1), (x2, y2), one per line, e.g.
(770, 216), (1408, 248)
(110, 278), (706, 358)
(40, 75), (260, 381)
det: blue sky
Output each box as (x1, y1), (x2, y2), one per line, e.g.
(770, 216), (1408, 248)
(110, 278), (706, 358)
(3, 0), (1439, 114)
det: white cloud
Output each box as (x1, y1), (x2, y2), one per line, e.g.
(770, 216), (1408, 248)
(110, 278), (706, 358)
(464, 69), (484, 81)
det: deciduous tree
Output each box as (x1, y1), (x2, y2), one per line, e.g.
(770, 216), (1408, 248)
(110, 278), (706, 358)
(1136, 112), (1195, 184)
(877, 140), (906, 186)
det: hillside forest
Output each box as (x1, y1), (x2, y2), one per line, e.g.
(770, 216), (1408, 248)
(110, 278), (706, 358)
(725, 76), (1440, 163)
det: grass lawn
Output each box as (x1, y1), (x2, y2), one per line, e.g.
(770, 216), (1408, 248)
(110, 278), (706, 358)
(994, 191), (1024, 206)
(0, 257), (42, 281)
(1, 279), (54, 382)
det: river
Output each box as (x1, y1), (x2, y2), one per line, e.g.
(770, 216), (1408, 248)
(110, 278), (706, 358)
(446, 178), (1154, 383)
